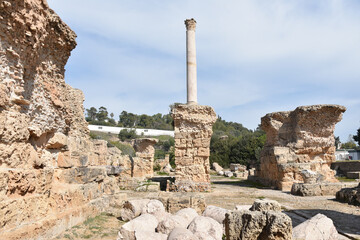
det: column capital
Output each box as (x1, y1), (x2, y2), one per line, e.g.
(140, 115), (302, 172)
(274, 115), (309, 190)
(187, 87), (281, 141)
(185, 18), (196, 31)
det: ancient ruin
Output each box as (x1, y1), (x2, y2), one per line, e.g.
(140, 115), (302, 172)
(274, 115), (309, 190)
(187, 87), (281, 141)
(168, 19), (217, 192)
(0, 1), (133, 238)
(258, 104), (346, 191)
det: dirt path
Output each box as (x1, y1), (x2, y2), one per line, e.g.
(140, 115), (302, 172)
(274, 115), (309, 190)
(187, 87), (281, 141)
(55, 176), (360, 240)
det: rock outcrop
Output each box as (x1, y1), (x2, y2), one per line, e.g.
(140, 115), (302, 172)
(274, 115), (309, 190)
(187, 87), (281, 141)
(258, 105), (346, 191)
(170, 104), (217, 192)
(0, 1), (127, 238)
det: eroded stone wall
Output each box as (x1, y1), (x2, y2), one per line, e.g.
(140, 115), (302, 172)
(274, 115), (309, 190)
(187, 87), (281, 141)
(258, 104), (346, 191)
(170, 104), (216, 192)
(0, 1), (127, 239)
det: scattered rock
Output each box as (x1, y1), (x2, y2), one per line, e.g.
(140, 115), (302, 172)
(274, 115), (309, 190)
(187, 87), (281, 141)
(212, 162), (223, 172)
(217, 171), (224, 176)
(118, 213), (158, 240)
(188, 216), (223, 240)
(224, 171), (233, 177)
(157, 214), (189, 234)
(176, 208), (199, 225)
(225, 210), (292, 240)
(292, 213), (338, 240)
(202, 205), (229, 224)
(336, 183), (360, 206)
(134, 231), (167, 240)
(250, 199), (282, 212)
(230, 163), (246, 172)
(120, 199), (150, 221)
(168, 227), (199, 240)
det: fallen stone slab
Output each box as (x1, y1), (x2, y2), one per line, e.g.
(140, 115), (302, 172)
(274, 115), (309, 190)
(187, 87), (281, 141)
(118, 213), (158, 240)
(224, 171), (233, 177)
(336, 183), (360, 206)
(168, 227), (199, 240)
(250, 199), (282, 212)
(225, 210), (292, 240)
(119, 199), (150, 221)
(292, 213), (338, 240)
(176, 208), (199, 225)
(212, 162), (223, 172)
(230, 163), (246, 172)
(188, 216), (223, 240)
(346, 171), (360, 179)
(157, 214), (189, 235)
(202, 205), (229, 224)
(134, 231), (168, 240)
(291, 182), (359, 196)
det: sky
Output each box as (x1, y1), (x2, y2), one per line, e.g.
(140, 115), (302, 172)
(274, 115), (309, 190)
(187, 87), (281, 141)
(48, 0), (360, 142)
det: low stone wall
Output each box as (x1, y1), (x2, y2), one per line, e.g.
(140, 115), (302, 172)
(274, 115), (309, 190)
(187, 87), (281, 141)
(291, 182), (359, 196)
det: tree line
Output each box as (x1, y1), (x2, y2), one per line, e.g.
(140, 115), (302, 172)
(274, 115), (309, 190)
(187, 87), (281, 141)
(85, 106), (173, 130)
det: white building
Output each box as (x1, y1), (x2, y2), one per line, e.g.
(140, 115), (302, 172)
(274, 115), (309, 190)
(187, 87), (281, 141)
(88, 125), (174, 137)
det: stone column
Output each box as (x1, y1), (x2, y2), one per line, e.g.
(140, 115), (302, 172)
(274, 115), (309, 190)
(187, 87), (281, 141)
(185, 18), (197, 105)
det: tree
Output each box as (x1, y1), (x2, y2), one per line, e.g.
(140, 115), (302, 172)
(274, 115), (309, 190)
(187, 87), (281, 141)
(353, 128), (360, 146)
(97, 106), (108, 122)
(86, 107), (97, 121)
(118, 129), (137, 141)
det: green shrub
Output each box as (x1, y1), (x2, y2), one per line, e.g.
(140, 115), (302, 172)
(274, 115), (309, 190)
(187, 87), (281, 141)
(118, 129), (137, 141)
(110, 141), (135, 157)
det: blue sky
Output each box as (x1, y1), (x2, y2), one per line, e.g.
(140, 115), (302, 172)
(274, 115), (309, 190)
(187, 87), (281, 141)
(48, 0), (360, 142)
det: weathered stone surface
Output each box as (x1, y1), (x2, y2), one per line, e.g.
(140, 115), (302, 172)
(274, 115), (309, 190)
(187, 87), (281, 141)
(130, 138), (158, 179)
(155, 154), (170, 169)
(202, 205), (229, 224)
(141, 199), (165, 215)
(160, 192), (206, 214)
(250, 199), (282, 212)
(225, 210), (292, 240)
(157, 214), (189, 234)
(120, 199), (151, 221)
(292, 213), (338, 240)
(212, 162), (223, 172)
(234, 205), (252, 211)
(134, 231), (168, 240)
(233, 171), (248, 178)
(224, 171), (233, 177)
(168, 227), (199, 240)
(230, 163), (246, 172)
(291, 181), (359, 197)
(188, 216), (223, 240)
(176, 208), (199, 224)
(258, 105), (346, 191)
(118, 214), (158, 240)
(170, 104), (216, 192)
(0, 1), (127, 238)
(336, 183), (360, 206)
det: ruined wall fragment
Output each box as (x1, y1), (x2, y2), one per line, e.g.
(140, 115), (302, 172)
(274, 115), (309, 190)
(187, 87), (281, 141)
(0, 1), (127, 239)
(170, 104), (216, 192)
(258, 104), (346, 191)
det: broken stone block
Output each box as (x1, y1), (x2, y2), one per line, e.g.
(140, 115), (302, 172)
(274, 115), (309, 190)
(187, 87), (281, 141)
(157, 214), (190, 234)
(168, 227), (199, 240)
(120, 199), (151, 221)
(291, 182), (358, 197)
(230, 163), (246, 172)
(250, 199), (282, 212)
(202, 205), (229, 225)
(46, 132), (68, 149)
(292, 213), (338, 240)
(175, 208), (199, 225)
(224, 171), (233, 177)
(225, 210), (292, 240)
(212, 162), (223, 172)
(118, 214), (158, 240)
(188, 216), (223, 240)
(336, 183), (360, 206)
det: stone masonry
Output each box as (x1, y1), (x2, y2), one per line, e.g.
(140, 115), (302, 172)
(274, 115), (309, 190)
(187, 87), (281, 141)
(0, 1), (127, 239)
(132, 138), (158, 178)
(258, 105), (346, 191)
(170, 104), (217, 192)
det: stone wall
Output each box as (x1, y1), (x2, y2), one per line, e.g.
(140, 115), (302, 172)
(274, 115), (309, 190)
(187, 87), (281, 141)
(0, 1), (127, 239)
(258, 105), (346, 191)
(132, 138), (158, 178)
(169, 104), (216, 192)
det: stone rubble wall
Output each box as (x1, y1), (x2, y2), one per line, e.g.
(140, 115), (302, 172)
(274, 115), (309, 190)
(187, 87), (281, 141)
(258, 104), (346, 191)
(0, 1), (130, 239)
(170, 104), (216, 192)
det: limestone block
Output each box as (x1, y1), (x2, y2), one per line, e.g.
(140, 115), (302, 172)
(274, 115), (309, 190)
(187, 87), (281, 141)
(141, 199), (165, 215)
(346, 171), (360, 179)
(335, 183), (360, 206)
(233, 171), (248, 178)
(120, 199), (151, 221)
(168, 227), (199, 240)
(58, 167), (106, 184)
(161, 193), (206, 214)
(0, 143), (38, 168)
(234, 205), (252, 211)
(0, 111), (30, 143)
(224, 171), (233, 177)
(212, 162), (223, 172)
(118, 214), (158, 240)
(188, 216), (223, 240)
(250, 199), (282, 212)
(292, 214), (338, 240)
(225, 210), (292, 240)
(134, 231), (168, 240)
(230, 163), (246, 172)
(106, 165), (123, 175)
(176, 208), (199, 225)
(202, 205), (229, 225)
(46, 132), (68, 149)
(291, 182), (358, 197)
(157, 214), (189, 234)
